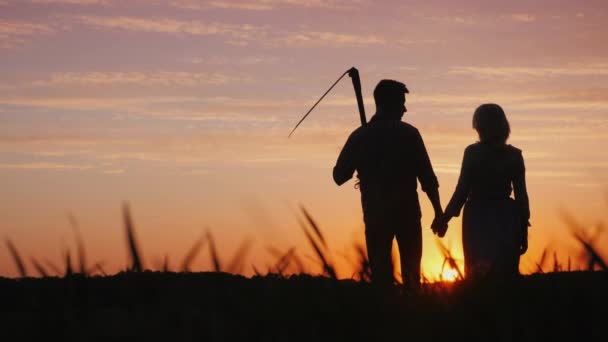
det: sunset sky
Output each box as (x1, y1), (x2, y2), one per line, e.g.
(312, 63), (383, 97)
(1, 0), (607, 279)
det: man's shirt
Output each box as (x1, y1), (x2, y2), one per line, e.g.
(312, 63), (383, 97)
(333, 115), (439, 222)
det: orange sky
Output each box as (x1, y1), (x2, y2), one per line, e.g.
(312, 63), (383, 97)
(1, 0), (607, 280)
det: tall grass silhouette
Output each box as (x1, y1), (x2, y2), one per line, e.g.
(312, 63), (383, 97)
(123, 202), (144, 272)
(297, 205), (337, 280)
(2, 201), (607, 280)
(5, 238), (27, 277)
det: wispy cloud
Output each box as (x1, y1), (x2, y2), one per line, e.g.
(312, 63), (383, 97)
(169, 0), (273, 10)
(74, 15), (383, 47)
(509, 14), (536, 22)
(0, 95), (200, 111)
(278, 30), (384, 46)
(183, 55), (280, 66)
(0, 21), (55, 49)
(30, 71), (251, 87)
(449, 64), (608, 80)
(0, 95), (284, 123)
(169, 0), (357, 11)
(30, 0), (110, 4)
(181, 169), (210, 176)
(0, 162), (94, 170)
(101, 168), (124, 174)
(415, 13), (477, 25)
(75, 15), (268, 42)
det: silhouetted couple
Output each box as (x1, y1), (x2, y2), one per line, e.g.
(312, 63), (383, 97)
(333, 79), (530, 288)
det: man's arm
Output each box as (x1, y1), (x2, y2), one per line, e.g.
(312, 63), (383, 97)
(426, 187), (443, 218)
(413, 130), (445, 233)
(333, 132), (358, 186)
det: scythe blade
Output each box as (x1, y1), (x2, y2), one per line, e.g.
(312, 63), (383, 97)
(288, 67), (367, 138)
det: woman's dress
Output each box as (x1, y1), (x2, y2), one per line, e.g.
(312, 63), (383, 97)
(445, 142), (530, 279)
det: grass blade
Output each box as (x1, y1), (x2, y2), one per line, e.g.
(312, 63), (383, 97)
(354, 243), (371, 282)
(87, 261), (106, 276)
(298, 217), (336, 279)
(44, 258), (62, 276)
(64, 249), (73, 277)
(5, 238), (27, 277)
(68, 213), (87, 275)
(123, 202), (143, 272)
(536, 247), (548, 273)
(163, 255), (170, 272)
(300, 205), (327, 248)
(30, 257), (49, 277)
(205, 230), (221, 272)
(560, 210), (607, 271)
(273, 247), (295, 275)
(435, 237), (464, 280)
(180, 234), (207, 272)
(226, 238), (253, 274)
(252, 264), (262, 276)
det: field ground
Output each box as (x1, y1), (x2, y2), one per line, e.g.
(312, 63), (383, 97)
(1, 270), (606, 341)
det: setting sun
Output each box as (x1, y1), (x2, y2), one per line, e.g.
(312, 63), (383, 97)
(441, 268), (460, 282)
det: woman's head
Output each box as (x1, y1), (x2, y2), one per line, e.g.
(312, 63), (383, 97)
(472, 103), (510, 145)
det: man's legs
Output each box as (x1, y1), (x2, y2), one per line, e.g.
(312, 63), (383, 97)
(395, 219), (422, 288)
(365, 222), (395, 286)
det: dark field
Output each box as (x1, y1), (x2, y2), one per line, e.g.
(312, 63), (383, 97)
(1, 270), (606, 341)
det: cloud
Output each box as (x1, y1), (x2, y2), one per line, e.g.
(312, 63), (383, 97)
(74, 15), (383, 47)
(0, 94), (285, 124)
(29, 0), (110, 4)
(415, 13), (477, 25)
(432, 162), (461, 175)
(183, 55), (280, 65)
(30, 71), (251, 87)
(278, 30), (384, 47)
(0, 95), (200, 112)
(169, 0), (357, 11)
(102, 168), (124, 174)
(75, 15), (269, 41)
(182, 169), (211, 176)
(169, 0), (273, 10)
(509, 14), (536, 22)
(449, 64), (608, 80)
(0, 162), (94, 170)
(0, 21), (55, 49)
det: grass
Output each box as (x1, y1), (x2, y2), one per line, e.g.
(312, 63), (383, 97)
(3, 201), (607, 280)
(0, 201), (607, 341)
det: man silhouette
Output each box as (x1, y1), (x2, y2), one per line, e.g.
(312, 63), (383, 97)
(333, 79), (445, 288)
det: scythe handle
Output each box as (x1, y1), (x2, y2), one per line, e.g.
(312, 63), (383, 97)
(348, 67), (367, 127)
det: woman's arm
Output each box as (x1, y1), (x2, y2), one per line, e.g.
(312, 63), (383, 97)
(444, 145), (474, 219)
(513, 150), (530, 254)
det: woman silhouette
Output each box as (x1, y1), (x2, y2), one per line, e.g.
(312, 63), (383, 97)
(442, 104), (530, 279)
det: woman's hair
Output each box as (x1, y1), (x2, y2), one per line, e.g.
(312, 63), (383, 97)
(472, 103), (510, 145)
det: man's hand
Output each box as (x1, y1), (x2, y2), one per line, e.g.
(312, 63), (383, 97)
(431, 214), (449, 238)
(519, 222), (530, 255)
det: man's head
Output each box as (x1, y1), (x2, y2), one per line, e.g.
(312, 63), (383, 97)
(373, 79), (409, 118)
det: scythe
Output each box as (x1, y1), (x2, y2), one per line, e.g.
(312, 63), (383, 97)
(288, 67), (367, 138)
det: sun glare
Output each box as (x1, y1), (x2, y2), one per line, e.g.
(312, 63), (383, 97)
(441, 268), (459, 282)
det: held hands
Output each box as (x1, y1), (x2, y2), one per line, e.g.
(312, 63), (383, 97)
(431, 212), (449, 238)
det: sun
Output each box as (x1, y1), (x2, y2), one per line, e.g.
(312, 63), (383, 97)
(441, 268), (459, 282)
